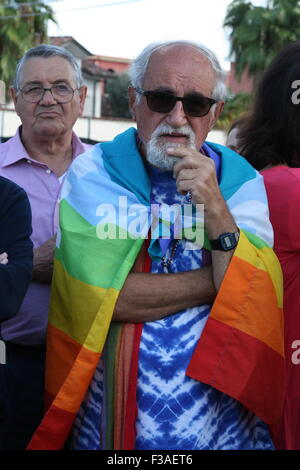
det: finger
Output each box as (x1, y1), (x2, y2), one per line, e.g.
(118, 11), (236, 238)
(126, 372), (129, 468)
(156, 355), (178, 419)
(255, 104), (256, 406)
(173, 153), (214, 178)
(166, 146), (201, 158)
(175, 168), (199, 181)
(173, 158), (202, 179)
(0, 252), (8, 265)
(176, 176), (198, 196)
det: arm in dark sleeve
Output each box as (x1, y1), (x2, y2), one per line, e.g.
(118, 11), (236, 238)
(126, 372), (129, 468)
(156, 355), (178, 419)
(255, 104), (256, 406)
(0, 177), (33, 322)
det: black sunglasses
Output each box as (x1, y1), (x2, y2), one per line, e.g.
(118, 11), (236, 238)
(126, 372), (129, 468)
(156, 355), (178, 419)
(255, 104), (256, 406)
(135, 88), (217, 117)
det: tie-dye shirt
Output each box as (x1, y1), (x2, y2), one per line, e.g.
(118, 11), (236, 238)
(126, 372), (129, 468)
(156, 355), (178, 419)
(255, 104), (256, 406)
(72, 146), (274, 451)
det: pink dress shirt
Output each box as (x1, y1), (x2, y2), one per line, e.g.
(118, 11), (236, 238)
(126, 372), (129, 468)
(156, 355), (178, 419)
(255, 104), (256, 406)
(0, 127), (92, 345)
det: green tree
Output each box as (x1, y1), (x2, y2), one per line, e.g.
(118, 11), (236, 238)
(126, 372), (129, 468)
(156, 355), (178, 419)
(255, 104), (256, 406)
(224, 0), (300, 81)
(217, 91), (252, 130)
(104, 73), (132, 119)
(0, 0), (56, 95)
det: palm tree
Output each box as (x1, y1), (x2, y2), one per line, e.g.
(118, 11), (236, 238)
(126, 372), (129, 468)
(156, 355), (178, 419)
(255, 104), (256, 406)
(0, 0), (56, 96)
(224, 0), (300, 81)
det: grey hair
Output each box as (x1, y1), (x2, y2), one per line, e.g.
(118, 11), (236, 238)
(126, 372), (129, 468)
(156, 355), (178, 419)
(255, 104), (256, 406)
(128, 40), (227, 102)
(13, 44), (84, 90)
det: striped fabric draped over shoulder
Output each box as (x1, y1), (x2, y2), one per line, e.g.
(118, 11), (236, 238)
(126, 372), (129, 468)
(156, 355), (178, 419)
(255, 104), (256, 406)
(27, 128), (284, 450)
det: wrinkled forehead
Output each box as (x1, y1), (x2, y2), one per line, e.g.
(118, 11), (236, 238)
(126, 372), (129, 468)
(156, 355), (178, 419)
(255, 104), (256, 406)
(20, 56), (77, 87)
(143, 45), (216, 96)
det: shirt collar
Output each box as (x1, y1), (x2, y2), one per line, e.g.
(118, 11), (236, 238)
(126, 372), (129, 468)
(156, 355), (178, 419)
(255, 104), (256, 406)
(2, 126), (88, 167)
(1, 127), (29, 167)
(201, 142), (221, 182)
(71, 132), (90, 158)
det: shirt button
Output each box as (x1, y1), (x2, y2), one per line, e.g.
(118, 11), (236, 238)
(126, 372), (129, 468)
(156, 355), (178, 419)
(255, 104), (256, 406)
(46, 169), (51, 174)
(27, 159), (32, 164)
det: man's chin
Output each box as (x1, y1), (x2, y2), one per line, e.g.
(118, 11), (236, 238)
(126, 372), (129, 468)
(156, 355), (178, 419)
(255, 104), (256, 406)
(146, 153), (181, 171)
(33, 122), (65, 137)
(145, 140), (196, 171)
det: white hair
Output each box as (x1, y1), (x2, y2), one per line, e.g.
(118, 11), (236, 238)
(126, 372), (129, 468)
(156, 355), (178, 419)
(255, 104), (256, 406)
(14, 44), (84, 90)
(128, 40), (227, 102)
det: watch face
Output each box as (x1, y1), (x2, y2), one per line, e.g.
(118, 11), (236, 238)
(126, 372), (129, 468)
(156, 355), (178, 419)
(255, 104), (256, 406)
(221, 233), (236, 250)
(210, 231), (239, 251)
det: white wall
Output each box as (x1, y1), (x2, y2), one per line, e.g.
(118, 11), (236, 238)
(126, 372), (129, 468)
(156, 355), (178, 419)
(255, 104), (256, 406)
(0, 108), (226, 144)
(82, 78), (94, 118)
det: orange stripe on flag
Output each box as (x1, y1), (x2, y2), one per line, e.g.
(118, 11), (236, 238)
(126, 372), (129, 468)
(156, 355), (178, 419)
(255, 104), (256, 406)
(46, 324), (81, 399)
(211, 256), (284, 356)
(52, 344), (101, 413)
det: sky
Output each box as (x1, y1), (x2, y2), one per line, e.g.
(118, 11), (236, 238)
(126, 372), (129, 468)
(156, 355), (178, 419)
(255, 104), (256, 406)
(47, 0), (238, 70)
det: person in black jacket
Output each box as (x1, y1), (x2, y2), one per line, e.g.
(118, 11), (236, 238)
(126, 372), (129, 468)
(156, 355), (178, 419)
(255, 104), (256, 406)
(0, 176), (33, 321)
(0, 175), (33, 449)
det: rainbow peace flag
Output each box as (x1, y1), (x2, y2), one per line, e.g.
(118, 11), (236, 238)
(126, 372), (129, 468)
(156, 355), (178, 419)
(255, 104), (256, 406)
(28, 128), (284, 450)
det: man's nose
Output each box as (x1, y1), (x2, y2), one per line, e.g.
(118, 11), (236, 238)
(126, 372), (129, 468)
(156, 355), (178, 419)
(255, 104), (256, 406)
(40, 89), (57, 105)
(165, 100), (187, 127)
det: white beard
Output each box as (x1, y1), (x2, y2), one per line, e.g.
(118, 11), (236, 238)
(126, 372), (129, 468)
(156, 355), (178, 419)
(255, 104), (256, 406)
(145, 124), (197, 171)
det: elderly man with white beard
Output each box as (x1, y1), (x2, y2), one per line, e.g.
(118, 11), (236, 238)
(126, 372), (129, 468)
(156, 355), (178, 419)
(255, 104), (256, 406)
(29, 41), (284, 451)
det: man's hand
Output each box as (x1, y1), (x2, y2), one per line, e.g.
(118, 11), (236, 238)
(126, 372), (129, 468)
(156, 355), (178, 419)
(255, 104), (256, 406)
(170, 146), (238, 290)
(0, 252), (8, 265)
(33, 235), (57, 283)
(171, 147), (230, 222)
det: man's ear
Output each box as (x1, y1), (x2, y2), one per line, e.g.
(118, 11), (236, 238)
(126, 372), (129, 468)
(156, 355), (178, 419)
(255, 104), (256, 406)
(128, 86), (137, 120)
(10, 86), (20, 116)
(78, 85), (87, 116)
(10, 86), (17, 105)
(209, 100), (224, 131)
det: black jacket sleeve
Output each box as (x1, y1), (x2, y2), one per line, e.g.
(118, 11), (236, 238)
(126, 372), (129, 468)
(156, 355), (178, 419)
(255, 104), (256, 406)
(0, 176), (33, 322)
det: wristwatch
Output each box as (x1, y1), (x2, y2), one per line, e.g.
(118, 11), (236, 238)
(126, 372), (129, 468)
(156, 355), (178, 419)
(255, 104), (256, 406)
(209, 231), (240, 251)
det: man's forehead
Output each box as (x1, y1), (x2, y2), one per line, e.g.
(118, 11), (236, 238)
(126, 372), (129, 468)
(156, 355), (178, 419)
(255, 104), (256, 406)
(143, 45), (215, 92)
(148, 45), (213, 69)
(21, 56), (75, 83)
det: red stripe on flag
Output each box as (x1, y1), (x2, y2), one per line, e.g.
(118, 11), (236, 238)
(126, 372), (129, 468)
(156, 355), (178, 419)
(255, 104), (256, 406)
(186, 317), (285, 435)
(122, 238), (151, 449)
(123, 323), (143, 450)
(27, 405), (75, 450)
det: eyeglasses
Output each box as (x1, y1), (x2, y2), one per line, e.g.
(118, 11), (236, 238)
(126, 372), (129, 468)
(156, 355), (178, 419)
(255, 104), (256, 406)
(135, 88), (217, 117)
(19, 84), (79, 103)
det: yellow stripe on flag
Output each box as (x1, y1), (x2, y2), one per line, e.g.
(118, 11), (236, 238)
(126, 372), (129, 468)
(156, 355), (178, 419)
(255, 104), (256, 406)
(235, 231), (283, 307)
(49, 259), (119, 352)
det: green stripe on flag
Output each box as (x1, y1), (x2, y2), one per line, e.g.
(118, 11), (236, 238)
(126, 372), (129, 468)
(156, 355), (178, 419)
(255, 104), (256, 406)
(242, 229), (270, 249)
(57, 200), (144, 290)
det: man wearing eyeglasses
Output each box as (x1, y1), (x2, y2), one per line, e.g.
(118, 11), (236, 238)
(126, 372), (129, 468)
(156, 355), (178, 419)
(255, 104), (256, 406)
(0, 44), (90, 449)
(29, 41), (284, 451)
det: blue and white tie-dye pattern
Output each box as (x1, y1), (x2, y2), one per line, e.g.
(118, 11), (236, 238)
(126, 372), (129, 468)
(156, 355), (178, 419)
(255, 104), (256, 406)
(135, 166), (274, 450)
(72, 147), (274, 451)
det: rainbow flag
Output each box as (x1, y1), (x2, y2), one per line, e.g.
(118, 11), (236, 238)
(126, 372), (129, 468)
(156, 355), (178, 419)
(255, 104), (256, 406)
(28, 128), (284, 450)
